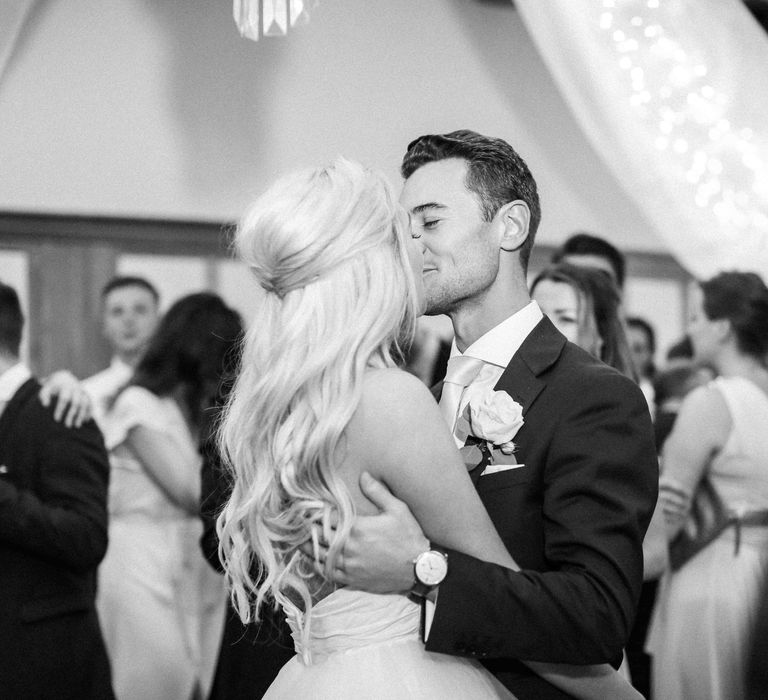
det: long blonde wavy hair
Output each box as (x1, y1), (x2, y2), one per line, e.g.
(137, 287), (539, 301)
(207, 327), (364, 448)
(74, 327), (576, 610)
(217, 158), (418, 642)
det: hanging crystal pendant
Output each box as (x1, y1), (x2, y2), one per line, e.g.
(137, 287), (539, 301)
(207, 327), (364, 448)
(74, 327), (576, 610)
(263, 0), (288, 37)
(233, 0), (260, 41)
(234, 0), (316, 41)
(289, 0), (310, 27)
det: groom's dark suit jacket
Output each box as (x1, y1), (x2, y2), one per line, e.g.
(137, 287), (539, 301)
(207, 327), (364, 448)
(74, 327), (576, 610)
(427, 317), (658, 699)
(0, 378), (114, 699)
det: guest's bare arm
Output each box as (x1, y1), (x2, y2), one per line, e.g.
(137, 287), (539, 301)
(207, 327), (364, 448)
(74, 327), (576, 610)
(658, 385), (729, 538)
(121, 426), (201, 514)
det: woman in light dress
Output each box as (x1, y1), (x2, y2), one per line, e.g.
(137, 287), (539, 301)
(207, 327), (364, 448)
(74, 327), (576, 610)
(217, 159), (640, 699)
(647, 271), (768, 699)
(98, 293), (242, 700)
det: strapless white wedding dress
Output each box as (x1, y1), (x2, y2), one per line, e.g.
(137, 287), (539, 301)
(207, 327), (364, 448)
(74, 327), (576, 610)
(263, 588), (514, 699)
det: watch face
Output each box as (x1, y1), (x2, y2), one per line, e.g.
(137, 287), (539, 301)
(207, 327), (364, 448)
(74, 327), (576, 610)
(415, 551), (448, 586)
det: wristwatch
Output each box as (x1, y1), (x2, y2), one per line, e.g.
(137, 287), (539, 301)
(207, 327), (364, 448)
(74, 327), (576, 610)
(410, 548), (448, 598)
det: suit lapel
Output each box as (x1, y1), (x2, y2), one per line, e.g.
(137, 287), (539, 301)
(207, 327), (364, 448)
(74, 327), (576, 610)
(493, 316), (566, 415)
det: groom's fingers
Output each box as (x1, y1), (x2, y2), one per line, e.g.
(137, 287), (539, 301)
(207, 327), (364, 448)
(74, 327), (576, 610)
(331, 568), (350, 586)
(359, 471), (402, 513)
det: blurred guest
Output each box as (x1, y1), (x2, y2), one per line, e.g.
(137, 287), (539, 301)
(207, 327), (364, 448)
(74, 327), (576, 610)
(530, 262), (636, 379)
(551, 232), (626, 290)
(627, 316), (658, 413)
(653, 360), (715, 450)
(647, 271), (768, 700)
(626, 359), (714, 699)
(0, 281), (114, 699)
(97, 293), (240, 700)
(200, 386), (295, 699)
(83, 276), (160, 425)
(665, 334), (695, 363)
(746, 573), (768, 700)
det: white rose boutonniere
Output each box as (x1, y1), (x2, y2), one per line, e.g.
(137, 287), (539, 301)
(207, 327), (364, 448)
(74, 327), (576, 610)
(467, 388), (524, 455)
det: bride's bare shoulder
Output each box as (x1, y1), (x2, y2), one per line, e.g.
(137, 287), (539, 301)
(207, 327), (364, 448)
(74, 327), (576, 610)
(360, 368), (435, 415)
(345, 369), (446, 474)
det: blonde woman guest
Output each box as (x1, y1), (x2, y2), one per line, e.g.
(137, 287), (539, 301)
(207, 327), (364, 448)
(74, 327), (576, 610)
(217, 159), (641, 699)
(98, 294), (241, 700)
(647, 272), (768, 700)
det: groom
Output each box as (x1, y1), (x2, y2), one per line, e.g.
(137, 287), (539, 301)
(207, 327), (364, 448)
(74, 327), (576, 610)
(328, 131), (658, 698)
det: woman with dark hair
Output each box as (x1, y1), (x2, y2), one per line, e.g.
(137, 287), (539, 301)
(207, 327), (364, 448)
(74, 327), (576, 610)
(97, 293), (243, 700)
(647, 271), (768, 700)
(530, 262), (636, 380)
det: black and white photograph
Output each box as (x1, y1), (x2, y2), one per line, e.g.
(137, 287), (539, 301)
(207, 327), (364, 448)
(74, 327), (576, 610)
(1, 2), (768, 698)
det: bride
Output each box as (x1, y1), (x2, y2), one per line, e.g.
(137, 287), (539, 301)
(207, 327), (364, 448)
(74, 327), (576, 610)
(217, 158), (639, 699)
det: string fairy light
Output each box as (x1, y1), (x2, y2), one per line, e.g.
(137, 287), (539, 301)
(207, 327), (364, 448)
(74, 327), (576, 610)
(599, 0), (768, 240)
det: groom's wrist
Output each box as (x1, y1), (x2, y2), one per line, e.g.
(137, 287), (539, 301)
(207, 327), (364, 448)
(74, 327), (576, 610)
(409, 544), (448, 599)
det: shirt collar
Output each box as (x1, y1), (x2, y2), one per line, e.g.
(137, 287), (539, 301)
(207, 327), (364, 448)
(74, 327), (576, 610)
(0, 362), (32, 402)
(449, 301), (543, 368)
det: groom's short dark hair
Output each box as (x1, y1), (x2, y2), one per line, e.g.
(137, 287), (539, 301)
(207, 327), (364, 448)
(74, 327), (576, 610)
(0, 281), (24, 358)
(401, 129), (541, 272)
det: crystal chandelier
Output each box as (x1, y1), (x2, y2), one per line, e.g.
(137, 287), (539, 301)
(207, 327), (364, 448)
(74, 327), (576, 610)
(233, 0), (318, 41)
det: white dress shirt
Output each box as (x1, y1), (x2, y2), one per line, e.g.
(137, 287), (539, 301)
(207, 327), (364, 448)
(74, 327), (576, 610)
(447, 301), (543, 429)
(0, 362), (32, 420)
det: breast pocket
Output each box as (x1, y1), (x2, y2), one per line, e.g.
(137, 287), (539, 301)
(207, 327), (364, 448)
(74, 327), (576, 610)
(478, 464), (533, 490)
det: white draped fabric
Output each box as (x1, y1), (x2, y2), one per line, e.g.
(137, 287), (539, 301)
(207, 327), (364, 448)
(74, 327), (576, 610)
(0, 1), (36, 85)
(515, 0), (768, 280)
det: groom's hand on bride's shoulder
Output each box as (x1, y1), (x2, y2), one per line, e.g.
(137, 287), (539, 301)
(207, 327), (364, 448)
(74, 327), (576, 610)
(304, 472), (429, 593)
(337, 472), (429, 592)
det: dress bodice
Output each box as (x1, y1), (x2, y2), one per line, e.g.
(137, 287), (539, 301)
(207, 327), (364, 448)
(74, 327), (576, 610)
(710, 379), (768, 495)
(284, 588), (421, 665)
(708, 376), (768, 547)
(102, 386), (200, 520)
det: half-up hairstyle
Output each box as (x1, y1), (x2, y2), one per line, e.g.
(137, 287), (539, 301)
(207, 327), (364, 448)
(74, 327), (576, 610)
(217, 158), (418, 650)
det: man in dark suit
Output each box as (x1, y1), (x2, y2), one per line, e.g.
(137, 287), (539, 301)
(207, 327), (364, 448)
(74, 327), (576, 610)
(0, 281), (114, 699)
(324, 131), (658, 698)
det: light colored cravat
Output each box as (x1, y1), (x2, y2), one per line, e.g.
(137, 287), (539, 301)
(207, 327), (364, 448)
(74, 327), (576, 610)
(438, 355), (485, 446)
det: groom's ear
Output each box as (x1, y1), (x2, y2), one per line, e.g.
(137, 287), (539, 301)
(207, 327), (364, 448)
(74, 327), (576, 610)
(497, 201), (530, 252)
